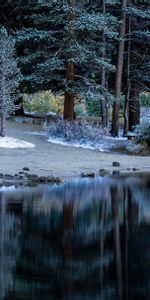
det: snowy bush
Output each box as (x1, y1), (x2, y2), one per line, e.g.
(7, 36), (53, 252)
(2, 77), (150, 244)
(134, 122), (150, 147)
(140, 107), (150, 123)
(46, 119), (109, 146)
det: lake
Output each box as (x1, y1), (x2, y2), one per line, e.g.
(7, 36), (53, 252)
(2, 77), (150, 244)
(0, 174), (150, 300)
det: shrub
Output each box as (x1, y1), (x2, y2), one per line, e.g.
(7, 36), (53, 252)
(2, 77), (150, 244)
(86, 99), (101, 117)
(140, 92), (150, 107)
(134, 122), (150, 147)
(75, 97), (87, 117)
(24, 91), (88, 116)
(46, 119), (109, 145)
(24, 91), (64, 115)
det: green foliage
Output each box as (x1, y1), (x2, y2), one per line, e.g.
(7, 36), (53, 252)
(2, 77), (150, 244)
(11, 0), (118, 102)
(24, 91), (88, 116)
(140, 92), (150, 107)
(24, 91), (64, 114)
(86, 99), (101, 117)
(74, 97), (87, 117)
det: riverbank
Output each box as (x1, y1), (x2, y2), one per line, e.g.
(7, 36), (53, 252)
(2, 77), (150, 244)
(0, 119), (150, 181)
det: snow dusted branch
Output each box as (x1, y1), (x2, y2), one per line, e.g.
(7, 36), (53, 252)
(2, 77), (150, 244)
(0, 27), (22, 137)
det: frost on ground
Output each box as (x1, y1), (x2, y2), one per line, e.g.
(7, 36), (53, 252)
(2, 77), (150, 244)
(0, 137), (35, 149)
(46, 119), (142, 153)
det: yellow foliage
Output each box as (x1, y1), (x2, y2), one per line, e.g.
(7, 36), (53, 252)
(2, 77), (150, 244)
(24, 91), (64, 115)
(24, 91), (88, 116)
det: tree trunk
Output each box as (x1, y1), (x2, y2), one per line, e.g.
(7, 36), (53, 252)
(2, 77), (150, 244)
(111, 187), (123, 300)
(129, 81), (140, 131)
(124, 18), (131, 136)
(64, 0), (75, 121)
(101, 0), (108, 127)
(1, 111), (6, 137)
(64, 62), (75, 120)
(62, 203), (74, 299)
(111, 0), (127, 136)
(14, 97), (24, 116)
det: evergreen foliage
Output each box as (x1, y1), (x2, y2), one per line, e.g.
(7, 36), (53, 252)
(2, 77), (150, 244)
(0, 0), (149, 131)
(125, 5), (150, 87)
(13, 0), (118, 102)
(0, 27), (21, 136)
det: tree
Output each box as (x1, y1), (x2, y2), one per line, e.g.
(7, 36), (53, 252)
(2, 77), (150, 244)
(64, 0), (76, 120)
(111, 0), (128, 137)
(13, 0), (117, 120)
(0, 27), (21, 137)
(101, 0), (110, 127)
(0, 0), (118, 121)
(126, 5), (150, 131)
(123, 16), (131, 135)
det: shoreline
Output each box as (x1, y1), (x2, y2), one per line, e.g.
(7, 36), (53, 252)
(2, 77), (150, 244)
(0, 169), (150, 188)
(0, 119), (149, 182)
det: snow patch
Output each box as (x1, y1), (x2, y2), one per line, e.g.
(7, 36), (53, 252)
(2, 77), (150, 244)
(0, 137), (35, 149)
(27, 131), (46, 136)
(48, 137), (109, 152)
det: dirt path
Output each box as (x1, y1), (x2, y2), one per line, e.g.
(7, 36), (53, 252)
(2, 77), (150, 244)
(0, 119), (150, 179)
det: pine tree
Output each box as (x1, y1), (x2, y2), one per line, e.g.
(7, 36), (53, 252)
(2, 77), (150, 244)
(111, 0), (128, 137)
(124, 4), (150, 132)
(12, 0), (118, 120)
(0, 27), (21, 137)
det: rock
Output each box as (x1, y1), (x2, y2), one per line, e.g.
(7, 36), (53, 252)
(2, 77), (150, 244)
(47, 176), (61, 183)
(81, 172), (95, 178)
(26, 174), (38, 178)
(46, 111), (57, 116)
(4, 174), (14, 179)
(133, 168), (139, 171)
(112, 161), (120, 167)
(81, 172), (87, 178)
(17, 175), (24, 180)
(86, 173), (95, 178)
(0, 173), (4, 178)
(38, 176), (47, 183)
(99, 169), (110, 176)
(26, 174), (39, 182)
(23, 167), (30, 171)
(112, 170), (120, 176)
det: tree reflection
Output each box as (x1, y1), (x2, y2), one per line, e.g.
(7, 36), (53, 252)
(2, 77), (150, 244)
(0, 174), (149, 300)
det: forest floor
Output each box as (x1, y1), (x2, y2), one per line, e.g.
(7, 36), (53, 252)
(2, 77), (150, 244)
(0, 118), (150, 179)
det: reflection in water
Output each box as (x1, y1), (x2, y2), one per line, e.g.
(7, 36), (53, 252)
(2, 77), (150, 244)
(0, 174), (150, 300)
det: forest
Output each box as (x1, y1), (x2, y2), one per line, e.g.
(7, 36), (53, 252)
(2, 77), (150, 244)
(0, 0), (150, 142)
(0, 3), (150, 298)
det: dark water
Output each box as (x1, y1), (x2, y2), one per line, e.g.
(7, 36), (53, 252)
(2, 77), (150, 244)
(0, 174), (150, 300)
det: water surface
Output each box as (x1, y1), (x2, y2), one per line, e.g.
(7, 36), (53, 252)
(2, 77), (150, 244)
(0, 174), (150, 300)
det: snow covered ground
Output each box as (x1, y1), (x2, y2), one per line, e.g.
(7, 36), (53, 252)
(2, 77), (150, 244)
(0, 137), (35, 149)
(0, 119), (149, 178)
(46, 120), (142, 154)
(47, 135), (142, 153)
